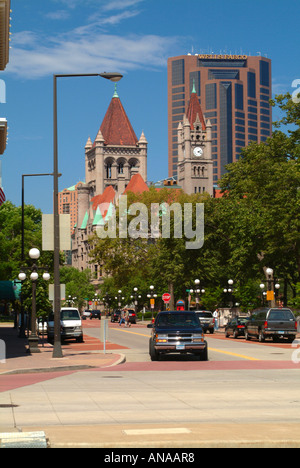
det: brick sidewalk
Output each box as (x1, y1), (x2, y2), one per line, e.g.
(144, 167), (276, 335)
(0, 325), (125, 375)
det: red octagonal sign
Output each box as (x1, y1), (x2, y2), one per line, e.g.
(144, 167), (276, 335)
(162, 293), (171, 303)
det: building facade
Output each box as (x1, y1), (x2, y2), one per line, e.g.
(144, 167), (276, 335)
(71, 87), (148, 282)
(58, 182), (84, 235)
(0, 0), (10, 207)
(177, 82), (213, 196)
(168, 54), (272, 180)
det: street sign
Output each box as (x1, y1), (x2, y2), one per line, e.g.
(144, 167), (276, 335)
(162, 293), (171, 303)
(267, 291), (274, 301)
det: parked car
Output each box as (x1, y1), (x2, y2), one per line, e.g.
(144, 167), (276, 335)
(225, 317), (249, 339)
(47, 308), (84, 343)
(111, 309), (121, 323)
(90, 310), (101, 320)
(126, 309), (137, 324)
(245, 308), (297, 343)
(82, 310), (91, 320)
(147, 311), (208, 361)
(195, 310), (215, 334)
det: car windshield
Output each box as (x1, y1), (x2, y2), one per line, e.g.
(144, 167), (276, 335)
(61, 310), (80, 321)
(237, 318), (249, 324)
(268, 310), (295, 321)
(157, 313), (200, 328)
(197, 312), (212, 318)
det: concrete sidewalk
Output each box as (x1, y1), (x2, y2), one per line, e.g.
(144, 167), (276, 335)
(0, 325), (125, 375)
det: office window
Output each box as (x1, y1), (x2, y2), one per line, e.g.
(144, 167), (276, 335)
(260, 101), (270, 108)
(172, 59), (185, 86)
(260, 60), (270, 87)
(248, 72), (256, 98)
(235, 84), (244, 110)
(172, 100), (185, 108)
(206, 83), (217, 109)
(235, 126), (245, 133)
(219, 81), (233, 170)
(260, 94), (270, 101)
(172, 86), (185, 94)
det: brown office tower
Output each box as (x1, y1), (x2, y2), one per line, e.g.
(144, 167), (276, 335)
(168, 54), (272, 181)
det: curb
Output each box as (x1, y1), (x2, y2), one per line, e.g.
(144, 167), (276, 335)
(0, 353), (127, 376)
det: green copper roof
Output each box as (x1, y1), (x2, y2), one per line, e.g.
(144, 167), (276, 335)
(80, 211), (89, 229)
(113, 83), (119, 98)
(192, 79), (196, 94)
(93, 207), (105, 226)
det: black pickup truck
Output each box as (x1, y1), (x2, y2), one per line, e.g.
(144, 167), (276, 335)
(147, 311), (208, 361)
(245, 307), (297, 343)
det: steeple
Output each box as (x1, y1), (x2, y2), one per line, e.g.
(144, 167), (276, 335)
(186, 82), (206, 131)
(95, 89), (138, 146)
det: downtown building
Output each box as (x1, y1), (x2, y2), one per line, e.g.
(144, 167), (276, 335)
(168, 54), (272, 181)
(0, 0), (10, 207)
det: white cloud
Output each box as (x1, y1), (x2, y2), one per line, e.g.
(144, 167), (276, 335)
(103, 0), (144, 11)
(7, 0), (177, 80)
(46, 10), (70, 20)
(7, 32), (177, 79)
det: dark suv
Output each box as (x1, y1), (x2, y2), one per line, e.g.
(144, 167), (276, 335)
(147, 311), (208, 361)
(245, 308), (297, 343)
(90, 310), (101, 320)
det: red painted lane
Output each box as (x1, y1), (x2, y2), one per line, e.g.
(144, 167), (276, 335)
(0, 371), (73, 392)
(1, 360), (299, 392)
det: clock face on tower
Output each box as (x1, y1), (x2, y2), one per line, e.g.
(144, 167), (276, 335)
(193, 146), (203, 157)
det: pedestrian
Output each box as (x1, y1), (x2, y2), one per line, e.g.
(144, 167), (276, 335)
(125, 310), (131, 328)
(119, 310), (125, 326)
(213, 309), (219, 331)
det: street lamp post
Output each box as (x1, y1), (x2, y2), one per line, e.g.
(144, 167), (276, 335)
(19, 172), (53, 338)
(18, 248), (50, 354)
(52, 72), (123, 358)
(148, 285), (157, 319)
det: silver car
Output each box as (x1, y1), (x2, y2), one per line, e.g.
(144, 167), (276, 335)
(195, 311), (215, 334)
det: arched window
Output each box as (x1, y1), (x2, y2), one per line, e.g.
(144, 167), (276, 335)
(106, 163), (112, 179)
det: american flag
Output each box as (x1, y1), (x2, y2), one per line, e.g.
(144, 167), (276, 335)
(0, 188), (5, 206)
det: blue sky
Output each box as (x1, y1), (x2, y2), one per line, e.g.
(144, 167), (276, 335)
(1, 0), (299, 213)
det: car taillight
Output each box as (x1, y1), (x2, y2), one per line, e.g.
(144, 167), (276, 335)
(237, 325), (244, 329)
(295, 322), (298, 331)
(264, 321), (268, 328)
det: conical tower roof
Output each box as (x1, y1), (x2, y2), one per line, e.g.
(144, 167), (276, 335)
(186, 82), (206, 131)
(95, 86), (138, 147)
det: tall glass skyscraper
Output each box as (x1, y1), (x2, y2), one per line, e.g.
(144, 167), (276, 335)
(168, 54), (272, 180)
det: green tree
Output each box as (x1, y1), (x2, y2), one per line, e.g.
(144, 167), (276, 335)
(59, 266), (96, 311)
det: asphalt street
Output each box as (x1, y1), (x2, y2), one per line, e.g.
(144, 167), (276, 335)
(1, 321), (300, 448)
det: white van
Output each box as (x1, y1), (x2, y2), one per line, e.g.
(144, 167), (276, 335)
(47, 308), (83, 343)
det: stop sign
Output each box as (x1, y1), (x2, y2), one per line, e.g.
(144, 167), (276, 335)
(162, 293), (171, 303)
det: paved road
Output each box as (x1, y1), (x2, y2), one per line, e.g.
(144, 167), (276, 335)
(1, 321), (300, 448)
(84, 320), (299, 364)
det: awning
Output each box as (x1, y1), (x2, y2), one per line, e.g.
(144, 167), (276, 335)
(0, 281), (17, 301)
(0, 187), (5, 206)
(0, 118), (7, 154)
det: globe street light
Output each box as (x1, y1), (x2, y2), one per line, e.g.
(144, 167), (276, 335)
(18, 248), (50, 354)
